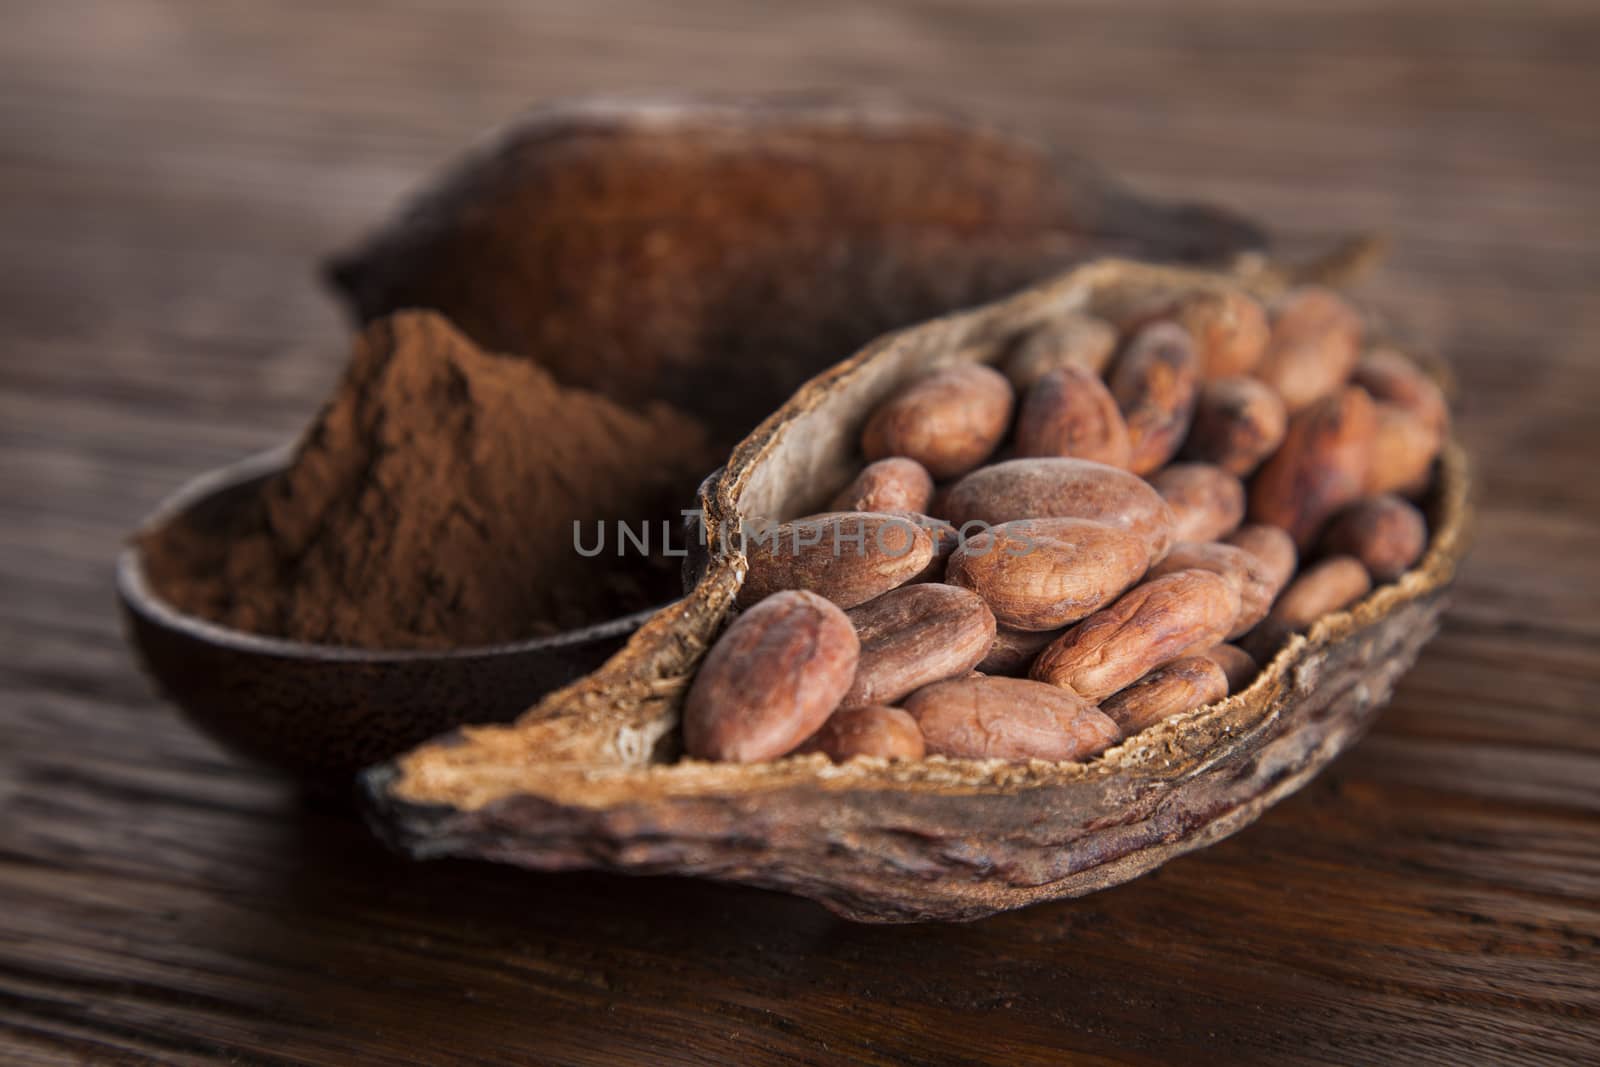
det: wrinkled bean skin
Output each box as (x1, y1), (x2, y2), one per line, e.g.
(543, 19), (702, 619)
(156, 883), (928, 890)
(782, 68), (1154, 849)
(904, 676), (1121, 762)
(684, 590), (860, 763)
(861, 363), (1014, 479)
(947, 518), (1151, 631)
(1031, 569), (1240, 701)
(1013, 365), (1133, 468)
(1183, 376), (1287, 476)
(1248, 386), (1376, 551)
(1147, 540), (1282, 638)
(1109, 321), (1201, 475)
(1255, 287), (1364, 413)
(941, 457), (1177, 565)
(844, 584), (996, 705)
(739, 512), (934, 609)
(1321, 495), (1427, 584)
(797, 705), (925, 762)
(829, 457), (934, 515)
(1002, 314), (1119, 390)
(1149, 462), (1246, 543)
(1101, 656), (1229, 734)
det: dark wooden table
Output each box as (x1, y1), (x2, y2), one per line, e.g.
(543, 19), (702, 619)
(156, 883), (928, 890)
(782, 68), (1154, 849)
(4, 1), (1597, 1063)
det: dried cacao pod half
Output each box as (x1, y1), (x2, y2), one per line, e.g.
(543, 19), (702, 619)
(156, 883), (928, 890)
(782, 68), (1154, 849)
(364, 259), (1468, 923)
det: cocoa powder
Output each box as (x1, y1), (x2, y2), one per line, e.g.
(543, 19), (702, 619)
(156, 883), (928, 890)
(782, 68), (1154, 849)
(141, 311), (712, 649)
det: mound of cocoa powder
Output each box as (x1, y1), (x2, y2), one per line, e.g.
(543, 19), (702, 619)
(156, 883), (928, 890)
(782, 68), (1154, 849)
(140, 310), (713, 650)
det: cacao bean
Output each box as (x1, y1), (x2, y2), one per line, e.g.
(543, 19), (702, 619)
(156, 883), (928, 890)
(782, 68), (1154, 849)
(1222, 523), (1298, 593)
(1109, 321), (1201, 475)
(1320, 495), (1427, 584)
(684, 590), (860, 762)
(1002, 314), (1118, 390)
(1255, 286), (1363, 412)
(977, 625), (1064, 676)
(1013, 365), (1133, 468)
(1148, 540), (1281, 638)
(829, 457), (934, 515)
(739, 512), (934, 609)
(1243, 555), (1372, 660)
(947, 518), (1151, 631)
(941, 457), (1176, 564)
(797, 705), (925, 762)
(861, 363), (1014, 479)
(1364, 403), (1440, 498)
(1031, 569), (1240, 701)
(1248, 386), (1376, 551)
(844, 584), (996, 705)
(1157, 288), (1270, 379)
(1101, 656), (1229, 734)
(1183, 376), (1287, 476)
(1201, 644), (1259, 693)
(1352, 346), (1449, 436)
(1149, 462), (1246, 543)
(904, 675), (1120, 762)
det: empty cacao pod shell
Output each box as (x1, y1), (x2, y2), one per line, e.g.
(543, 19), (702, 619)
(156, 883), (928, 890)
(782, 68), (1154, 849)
(328, 93), (1265, 445)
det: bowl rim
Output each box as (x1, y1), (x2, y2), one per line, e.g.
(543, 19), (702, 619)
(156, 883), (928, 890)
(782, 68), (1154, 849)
(117, 445), (666, 664)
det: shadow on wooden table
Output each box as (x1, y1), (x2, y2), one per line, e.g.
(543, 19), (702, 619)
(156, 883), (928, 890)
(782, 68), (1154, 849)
(178, 758), (1475, 1064)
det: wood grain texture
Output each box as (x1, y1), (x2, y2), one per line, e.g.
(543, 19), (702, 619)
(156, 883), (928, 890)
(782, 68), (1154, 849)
(2, 0), (1596, 1063)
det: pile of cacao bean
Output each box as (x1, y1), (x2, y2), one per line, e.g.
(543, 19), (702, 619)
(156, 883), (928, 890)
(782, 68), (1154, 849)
(684, 284), (1448, 765)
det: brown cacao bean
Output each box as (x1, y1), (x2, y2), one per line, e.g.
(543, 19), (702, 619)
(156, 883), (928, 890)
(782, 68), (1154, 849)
(1013, 365), (1133, 468)
(1255, 287), (1364, 413)
(797, 705), (925, 762)
(1352, 346), (1449, 436)
(1364, 403), (1441, 498)
(904, 675), (1120, 762)
(1109, 321), (1201, 475)
(1002, 314), (1118, 390)
(844, 583), (996, 705)
(1183, 376), (1287, 476)
(861, 363), (1014, 479)
(977, 625), (1064, 676)
(1101, 656), (1229, 734)
(1149, 462), (1246, 543)
(1148, 540), (1281, 638)
(829, 457), (934, 515)
(1031, 570), (1240, 701)
(739, 512), (934, 609)
(947, 518), (1151, 631)
(1248, 386), (1376, 551)
(1160, 288), (1271, 379)
(1222, 524), (1298, 593)
(941, 457), (1177, 564)
(1201, 644), (1259, 693)
(1320, 495), (1427, 584)
(684, 590), (860, 762)
(1244, 555), (1372, 660)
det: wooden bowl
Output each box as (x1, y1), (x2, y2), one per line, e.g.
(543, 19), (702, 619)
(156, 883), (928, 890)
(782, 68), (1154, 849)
(118, 448), (652, 781)
(361, 259), (1470, 922)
